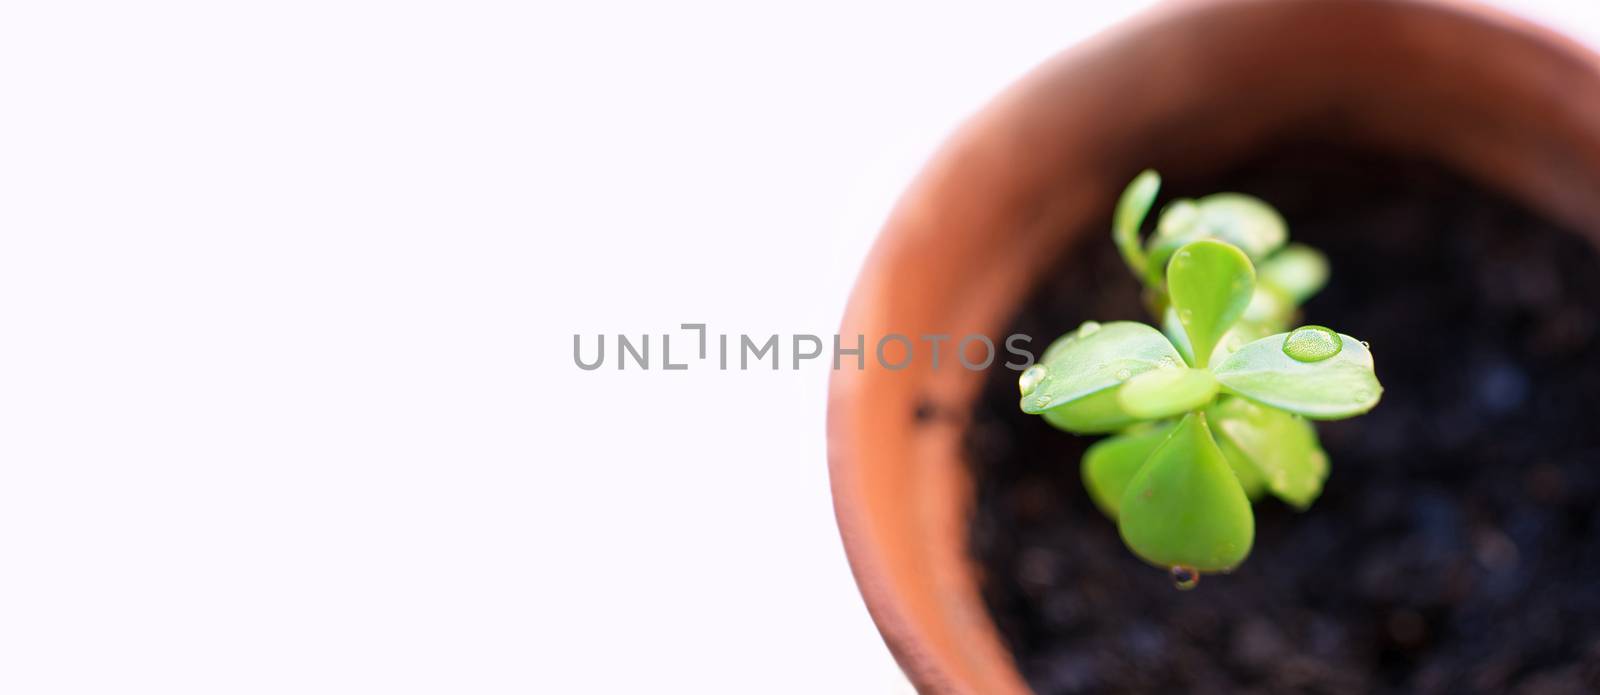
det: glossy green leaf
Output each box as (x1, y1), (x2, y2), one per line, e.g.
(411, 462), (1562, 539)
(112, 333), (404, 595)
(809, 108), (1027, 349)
(1209, 397), (1328, 508)
(1241, 285), (1294, 330)
(1081, 423), (1175, 518)
(1156, 328), (1270, 502)
(1118, 413), (1254, 572)
(1210, 330), (1382, 419)
(1194, 193), (1287, 260)
(1212, 432), (1267, 501)
(1167, 240), (1255, 368)
(1143, 193), (1286, 286)
(1020, 322), (1182, 417)
(1158, 200), (1202, 238)
(1113, 170), (1160, 278)
(1143, 199), (1204, 286)
(1258, 243), (1329, 305)
(1163, 306), (1278, 369)
(1117, 366), (1219, 420)
(1223, 320), (1277, 358)
(1161, 307), (1194, 365)
(1041, 387), (1141, 434)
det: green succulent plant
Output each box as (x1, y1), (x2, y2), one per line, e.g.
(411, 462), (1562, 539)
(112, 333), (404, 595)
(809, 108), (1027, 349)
(1020, 170), (1382, 589)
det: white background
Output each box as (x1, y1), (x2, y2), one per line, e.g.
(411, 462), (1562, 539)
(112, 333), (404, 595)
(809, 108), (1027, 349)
(0, 1), (1595, 693)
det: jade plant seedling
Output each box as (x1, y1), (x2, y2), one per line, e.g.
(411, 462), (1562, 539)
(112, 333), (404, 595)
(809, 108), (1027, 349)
(1019, 170), (1382, 589)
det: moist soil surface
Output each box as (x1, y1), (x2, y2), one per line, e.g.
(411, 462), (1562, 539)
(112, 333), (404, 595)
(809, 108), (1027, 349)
(965, 148), (1600, 694)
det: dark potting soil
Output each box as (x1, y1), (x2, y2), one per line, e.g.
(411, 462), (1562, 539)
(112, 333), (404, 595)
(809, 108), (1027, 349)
(965, 147), (1600, 694)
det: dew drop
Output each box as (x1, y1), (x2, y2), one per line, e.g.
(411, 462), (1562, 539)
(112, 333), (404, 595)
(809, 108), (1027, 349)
(1077, 321), (1102, 337)
(1034, 395), (1052, 409)
(1158, 355), (1177, 369)
(1115, 368), (1132, 381)
(1361, 341), (1371, 349)
(1019, 365), (1047, 396)
(1282, 325), (1342, 362)
(1170, 565), (1199, 591)
(1179, 309), (1194, 322)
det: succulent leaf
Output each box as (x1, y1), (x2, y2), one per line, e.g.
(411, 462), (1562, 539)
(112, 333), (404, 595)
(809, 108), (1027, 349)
(1117, 413), (1255, 572)
(1114, 170), (1160, 278)
(1167, 240), (1255, 368)
(1210, 329), (1382, 419)
(1082, 422), (1176, 518)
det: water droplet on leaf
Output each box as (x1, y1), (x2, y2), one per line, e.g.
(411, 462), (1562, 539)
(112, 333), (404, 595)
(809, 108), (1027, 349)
(1034, 395), (1052, 409)
(1282, 325), (1342, 362)
(1115, 368), (1132, 381)
(1170, 565), (1199, 591)
(1077, 321), (1101, 337)
(1019, 365), (1047, 396)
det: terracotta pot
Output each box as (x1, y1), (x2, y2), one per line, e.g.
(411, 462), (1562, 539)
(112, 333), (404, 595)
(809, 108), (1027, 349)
(826, 1), (1600, 692)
